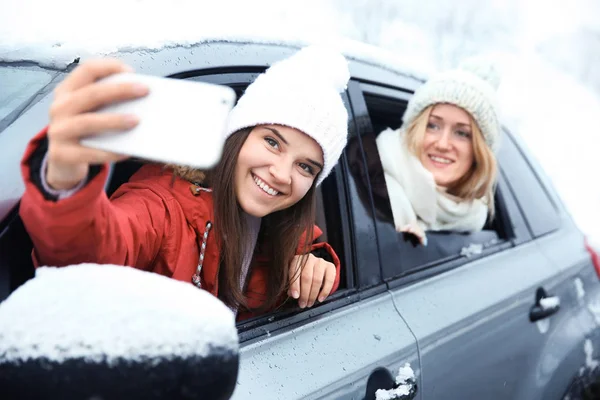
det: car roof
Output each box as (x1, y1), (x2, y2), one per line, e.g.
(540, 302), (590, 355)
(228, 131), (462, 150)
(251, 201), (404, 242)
(8, 38), (425, 92)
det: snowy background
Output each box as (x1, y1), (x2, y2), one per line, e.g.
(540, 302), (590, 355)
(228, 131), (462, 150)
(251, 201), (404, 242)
(1, 0), (599, 245)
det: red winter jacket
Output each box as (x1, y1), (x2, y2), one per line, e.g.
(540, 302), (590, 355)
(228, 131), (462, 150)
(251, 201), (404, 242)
(19, 130), (340, 320)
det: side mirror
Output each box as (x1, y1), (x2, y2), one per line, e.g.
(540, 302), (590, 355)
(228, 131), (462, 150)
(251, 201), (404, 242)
(0, 264), (239, 400)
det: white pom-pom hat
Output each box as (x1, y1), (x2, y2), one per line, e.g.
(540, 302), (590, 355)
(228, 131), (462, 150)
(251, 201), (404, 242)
(402, 56), (502, 152)
(225, 45), (350, 186)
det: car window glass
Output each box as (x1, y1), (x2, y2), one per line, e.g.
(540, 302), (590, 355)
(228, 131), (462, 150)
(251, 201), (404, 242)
(496, 131), (561, 237)
(0, 67), (53, 124)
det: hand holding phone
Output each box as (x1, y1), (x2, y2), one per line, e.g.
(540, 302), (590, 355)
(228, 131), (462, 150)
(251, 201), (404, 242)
(81, 73), (236, 169)
(45, 60), (236, 190)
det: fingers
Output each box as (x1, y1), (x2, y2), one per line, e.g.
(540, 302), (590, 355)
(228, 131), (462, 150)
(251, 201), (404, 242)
(306, 261), (325, 308)
(50, 81), (149, 121)
(401, 224), (416, 234)
(55, 59), (134, 96)
(49, 142), (129, 165)
(318, 263), (336, 303)
(43, 59), (140, 190)
(400, 224), (428, 246)
(288, 254), (336, 309)
(287, 256), (301, 301)
(298, 257), (315, 309)
(49, 112), (140, 141)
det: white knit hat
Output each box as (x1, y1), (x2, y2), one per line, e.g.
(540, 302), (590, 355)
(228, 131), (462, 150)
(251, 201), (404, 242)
(402, 57), (502, 152)
(224, 45), (350, 186)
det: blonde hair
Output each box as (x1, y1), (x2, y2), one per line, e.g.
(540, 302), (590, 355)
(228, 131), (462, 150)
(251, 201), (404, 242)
(404, 105), (497, 217)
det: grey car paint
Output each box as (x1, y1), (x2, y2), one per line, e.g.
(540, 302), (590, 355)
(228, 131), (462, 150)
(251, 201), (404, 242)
(391, 237), (562, 399)
(232, 291), (419, 400)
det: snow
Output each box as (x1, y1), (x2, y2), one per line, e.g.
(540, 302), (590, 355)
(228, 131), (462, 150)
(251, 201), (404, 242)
(395, 363), (415, 384)
(584, 339), (599, 370)
(460, 243), (483, 258)
(375, 386), (410, 400)
(575, 278), (586, 301)
(535, 296), (559, 334)
(0, 264), (238, 363)
(539, 297), (560, 310)
(536, 319), (550, 335)
(375, 363), (415, 400)
(0, 0), (431, 80)
(588, 300), (600, 326)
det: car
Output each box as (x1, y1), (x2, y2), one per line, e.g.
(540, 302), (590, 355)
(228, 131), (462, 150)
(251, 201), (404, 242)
(1, 39), (600, 400)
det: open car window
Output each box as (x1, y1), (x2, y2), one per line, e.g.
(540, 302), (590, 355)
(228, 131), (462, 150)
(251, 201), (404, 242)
(102, 70), (358, 341)
(347, 81), (516, 280)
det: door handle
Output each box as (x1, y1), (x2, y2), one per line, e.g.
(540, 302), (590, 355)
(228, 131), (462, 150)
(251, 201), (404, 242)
(529, 287), (560, 322)
(363, 367), (417, 400)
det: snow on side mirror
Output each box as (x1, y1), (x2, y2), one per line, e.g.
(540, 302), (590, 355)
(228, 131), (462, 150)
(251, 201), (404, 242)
(0, 264), (239, 400)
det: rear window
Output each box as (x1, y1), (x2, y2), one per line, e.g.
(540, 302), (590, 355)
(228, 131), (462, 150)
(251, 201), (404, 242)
(0, 66), (54, 129)
(497, 131), (561, 237)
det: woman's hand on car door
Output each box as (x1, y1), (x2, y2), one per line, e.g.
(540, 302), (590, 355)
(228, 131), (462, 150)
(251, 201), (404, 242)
(46, 59), (148, 190)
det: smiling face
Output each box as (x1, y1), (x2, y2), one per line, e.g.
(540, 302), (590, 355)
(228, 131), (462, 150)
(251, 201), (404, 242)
(418, 104), (475, 188)
(234, 124), (324, 217)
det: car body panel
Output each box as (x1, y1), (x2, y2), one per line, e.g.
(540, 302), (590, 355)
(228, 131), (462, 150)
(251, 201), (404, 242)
(234, 291), (419, 400)
(389, 240), (563, 399)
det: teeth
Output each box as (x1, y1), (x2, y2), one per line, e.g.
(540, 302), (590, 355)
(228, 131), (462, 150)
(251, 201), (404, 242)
(253, 175), (279, 196)
(430, 155), (452, 164)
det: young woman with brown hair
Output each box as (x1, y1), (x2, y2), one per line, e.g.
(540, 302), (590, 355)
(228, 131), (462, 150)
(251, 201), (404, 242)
(19, 46), (350, 319)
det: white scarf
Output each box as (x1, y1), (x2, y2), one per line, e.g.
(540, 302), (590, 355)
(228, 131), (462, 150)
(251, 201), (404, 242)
(376, 128), (488, 233)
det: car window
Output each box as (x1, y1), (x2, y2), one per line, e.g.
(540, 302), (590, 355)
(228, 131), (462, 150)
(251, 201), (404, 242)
(0, 65), (54, 131)
(178, 72), (359, 338)
(496, 130), (561, 237)
(347, 81), (514, 280)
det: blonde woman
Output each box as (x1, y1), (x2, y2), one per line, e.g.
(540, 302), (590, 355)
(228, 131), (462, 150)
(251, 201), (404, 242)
(376, 59), (500, 246)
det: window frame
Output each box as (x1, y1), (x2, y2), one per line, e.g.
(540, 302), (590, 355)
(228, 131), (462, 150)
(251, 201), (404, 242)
(346, 79), (532, 288)
(0, 63), (65, 135)
(178, 69), (385, 342)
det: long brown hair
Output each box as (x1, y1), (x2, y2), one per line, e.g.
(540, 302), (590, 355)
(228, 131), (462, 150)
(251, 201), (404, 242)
(175, 127), (317, 311)
(404, 105), (497, 216)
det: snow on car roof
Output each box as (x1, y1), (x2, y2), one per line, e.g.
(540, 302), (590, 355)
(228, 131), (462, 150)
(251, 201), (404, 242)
(1, 36), (432, 81)
(0, 0), (432, 80)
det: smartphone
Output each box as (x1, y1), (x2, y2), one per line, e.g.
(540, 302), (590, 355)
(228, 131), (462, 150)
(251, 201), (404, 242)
(80, 73), (236, 169)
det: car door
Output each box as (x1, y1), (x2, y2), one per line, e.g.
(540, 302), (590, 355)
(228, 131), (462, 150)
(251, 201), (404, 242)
(227, 79), (420, 400)
(348, 79), (574, 400)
